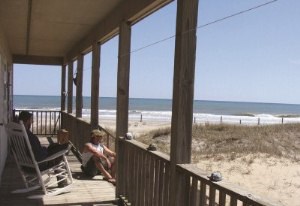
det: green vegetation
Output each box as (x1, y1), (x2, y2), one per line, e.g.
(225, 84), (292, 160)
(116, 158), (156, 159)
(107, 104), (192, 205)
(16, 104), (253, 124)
(138, 123), (300, 163)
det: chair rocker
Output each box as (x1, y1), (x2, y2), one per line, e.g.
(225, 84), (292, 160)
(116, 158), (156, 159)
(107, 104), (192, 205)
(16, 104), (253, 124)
(5, 121), (73, 198)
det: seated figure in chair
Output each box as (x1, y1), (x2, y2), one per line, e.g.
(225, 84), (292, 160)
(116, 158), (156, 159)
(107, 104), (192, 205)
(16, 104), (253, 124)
(18, 111), (70, 187)
(81, 129), (116, 184)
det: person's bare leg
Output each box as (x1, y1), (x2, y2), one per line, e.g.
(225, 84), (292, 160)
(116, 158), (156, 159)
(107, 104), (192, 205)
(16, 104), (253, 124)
(92, 157), (115, 184)
(110, 158), (116, 179)
(94, 161), (112, 179)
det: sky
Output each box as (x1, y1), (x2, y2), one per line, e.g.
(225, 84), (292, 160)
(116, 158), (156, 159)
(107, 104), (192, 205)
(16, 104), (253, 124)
(14, 0), (300, 104)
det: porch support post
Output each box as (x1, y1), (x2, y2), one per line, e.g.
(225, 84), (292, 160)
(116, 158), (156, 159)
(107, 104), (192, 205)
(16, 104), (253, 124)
(116, 21), (131, 197)
(91, 42), (101, 129)
(61, 64), (66, 111)
(67, 61), (73, 113)
(76, 54), (84, 118)
(169, 0), (199, 205)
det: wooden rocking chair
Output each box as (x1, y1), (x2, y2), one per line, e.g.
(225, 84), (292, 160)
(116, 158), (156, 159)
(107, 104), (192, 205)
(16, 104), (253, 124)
(5, 121), (73, 198)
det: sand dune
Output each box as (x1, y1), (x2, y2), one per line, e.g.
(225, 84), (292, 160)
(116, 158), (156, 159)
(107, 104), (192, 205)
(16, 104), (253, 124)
(100, 119), (300, 206)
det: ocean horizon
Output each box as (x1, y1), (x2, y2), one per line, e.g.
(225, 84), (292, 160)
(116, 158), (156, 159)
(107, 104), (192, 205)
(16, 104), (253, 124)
(13, 95), (300, 125)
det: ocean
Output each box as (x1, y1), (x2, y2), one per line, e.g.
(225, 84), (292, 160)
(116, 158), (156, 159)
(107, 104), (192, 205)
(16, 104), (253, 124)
(13, 95), (300, 125)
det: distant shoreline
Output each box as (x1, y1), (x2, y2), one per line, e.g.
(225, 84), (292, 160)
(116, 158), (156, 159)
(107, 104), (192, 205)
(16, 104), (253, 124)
(13, 95), (300, 126)
(13, 94), (300, 106)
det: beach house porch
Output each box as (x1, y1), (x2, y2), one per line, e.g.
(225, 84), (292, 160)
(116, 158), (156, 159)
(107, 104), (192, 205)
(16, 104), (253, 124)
(0, 0), (281, 205)
(0, 133), (117, 205)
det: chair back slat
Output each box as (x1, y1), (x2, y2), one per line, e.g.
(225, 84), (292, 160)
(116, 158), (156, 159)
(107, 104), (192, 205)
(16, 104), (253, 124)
(6, 122), (37, 168)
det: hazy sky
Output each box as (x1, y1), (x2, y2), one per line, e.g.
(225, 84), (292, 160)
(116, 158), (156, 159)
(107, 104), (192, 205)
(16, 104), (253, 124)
(14, 0), (300, 104)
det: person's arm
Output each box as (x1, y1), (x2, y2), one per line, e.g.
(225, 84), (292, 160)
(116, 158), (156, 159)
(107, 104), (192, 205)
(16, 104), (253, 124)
(83, 143), (111, 168)
(103, 145), (116, 157)
(27, 130), (47, 161)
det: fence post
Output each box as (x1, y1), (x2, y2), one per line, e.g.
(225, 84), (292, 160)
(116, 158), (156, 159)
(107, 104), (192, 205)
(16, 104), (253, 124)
(258, 118), (260, 125)
(220, 116), (222, 124)
(282, 117), (284, 124)
(240, 119), (242, 125)
(140, 113), (143, 122)
(194, 117), (196, 124)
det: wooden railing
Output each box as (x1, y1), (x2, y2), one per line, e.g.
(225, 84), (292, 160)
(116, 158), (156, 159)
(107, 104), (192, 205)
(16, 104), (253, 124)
(119, 138), (279, 206)
(13, 110), (115, 151)
(13, 110), (278, 205)
(61, 112), (115, 151)
(13, 109), (61, 136)
(120, 138), (171, 206)
(175, 164), (277, 206)
(98, 124), (115, 150)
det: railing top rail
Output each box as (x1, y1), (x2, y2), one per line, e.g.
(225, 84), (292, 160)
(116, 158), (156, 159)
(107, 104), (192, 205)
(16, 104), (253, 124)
(122, 137), (170, 162)
(98, 125), (116, 140)
(14, 109), (61, 112)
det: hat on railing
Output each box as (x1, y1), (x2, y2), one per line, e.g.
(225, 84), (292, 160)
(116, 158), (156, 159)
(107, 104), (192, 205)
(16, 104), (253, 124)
(208, 171), (222, 182)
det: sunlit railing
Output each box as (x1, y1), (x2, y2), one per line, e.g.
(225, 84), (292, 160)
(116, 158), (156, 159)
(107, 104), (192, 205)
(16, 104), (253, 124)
(120, 138), (277, 206)
(120, 138), (171, 206)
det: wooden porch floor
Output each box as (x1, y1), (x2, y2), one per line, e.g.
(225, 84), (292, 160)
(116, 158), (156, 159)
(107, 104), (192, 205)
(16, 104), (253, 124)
(0, 138), (117, 206)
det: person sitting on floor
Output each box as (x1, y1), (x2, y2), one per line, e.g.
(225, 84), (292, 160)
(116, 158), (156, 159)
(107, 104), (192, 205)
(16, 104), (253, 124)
(81, 129), (116, 184)
(18, 111), (70, 187)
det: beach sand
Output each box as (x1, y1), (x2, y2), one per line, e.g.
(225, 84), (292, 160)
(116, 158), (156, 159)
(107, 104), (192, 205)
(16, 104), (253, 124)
(99, 119), (171, 137)
(198, 155), (300, 206)
(99, 119), (299, 206)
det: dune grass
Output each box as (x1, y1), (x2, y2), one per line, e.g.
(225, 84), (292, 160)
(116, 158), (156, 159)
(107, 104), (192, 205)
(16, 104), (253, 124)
(137, 123), (300, 163)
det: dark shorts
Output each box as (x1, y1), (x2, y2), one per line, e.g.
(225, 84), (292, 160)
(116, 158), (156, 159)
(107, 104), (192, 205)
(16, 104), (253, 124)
(81, 157), (106, 177)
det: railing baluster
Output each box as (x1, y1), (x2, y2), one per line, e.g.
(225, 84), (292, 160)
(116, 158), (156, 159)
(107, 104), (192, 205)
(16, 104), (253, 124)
(219, 191), (226, 206)
(154, 159), (160, 206)
(148, 156), (155, 206)
(230, 196), (238, 206)
(209, 185), (216, 206)
(158, 161), (164, 206)
(124, 142), (130, 200)
(164, 164), (170, 206)
(45, 111), (48, 134)
(13, 110), (61, 136)
(190, 177), (198, 206)
(200, 181), (207, 205)
(36, 111), (39, 134)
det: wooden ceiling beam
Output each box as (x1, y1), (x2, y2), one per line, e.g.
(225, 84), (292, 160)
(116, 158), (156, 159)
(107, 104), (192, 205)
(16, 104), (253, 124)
(13, 55), (64, 65)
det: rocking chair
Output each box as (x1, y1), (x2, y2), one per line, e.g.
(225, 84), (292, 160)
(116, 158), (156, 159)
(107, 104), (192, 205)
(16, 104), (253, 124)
(5, 121), (73, 198)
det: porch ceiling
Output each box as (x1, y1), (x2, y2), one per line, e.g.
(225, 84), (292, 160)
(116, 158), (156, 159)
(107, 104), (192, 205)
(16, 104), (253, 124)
(0, 0), (172, 65)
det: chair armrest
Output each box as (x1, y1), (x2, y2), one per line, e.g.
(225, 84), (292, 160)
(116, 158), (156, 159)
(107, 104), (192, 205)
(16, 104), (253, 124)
(37, 149), (68, 164)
